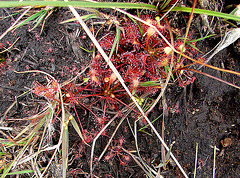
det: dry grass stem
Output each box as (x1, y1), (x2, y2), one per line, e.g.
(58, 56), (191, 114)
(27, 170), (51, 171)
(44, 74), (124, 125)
(213, 145), (217, 178)
(194, 142), (198, 178)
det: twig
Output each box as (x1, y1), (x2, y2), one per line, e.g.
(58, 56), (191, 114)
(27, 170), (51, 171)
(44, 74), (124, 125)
(0, 126), (13, 131)
(14, 70), (56, 81)
(122, 147), (153, 177)
(194, 142), (198, 178)
(0, 90), (30, 124)
(90, 115), (118, 175)
(98, 108), (132, 161)
(187, 68), (240, 90)
(60, 65), (89, 87)
(213, 145), (216, 178)
(0, 37), (20, 54)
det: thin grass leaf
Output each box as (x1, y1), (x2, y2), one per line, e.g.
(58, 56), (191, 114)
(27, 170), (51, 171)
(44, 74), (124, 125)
(0, 1), (156, 10)
(1, 134), (35, 178)
(1, 110), (51, 177)
(12, 123), (37, 142)
(0, 130), (23, 147)
(6, 168), (44, 176)
(0, 7), (31, 41)
(177, 0), (196, 62)
(70, 116), (89, 145)
(188, 43), (202, 53)
(127, 14), (144, 36)
(13, 107), (50, 141)
(138, 114), (162, 132)
(60, 14), (98, 24)
(186, 34), (215, 43)
(62, 117), (69, 178)
(138, 81), (162, 87)
(164, 65), (174, 80)
(170, 7), (240, 22)
(109, 27), (121, 59)
(158, 0), (173, 11)
(0, 12), (21, 20)
(142, 98), (154, 112)
(156, 141), (175, 168)
(138, 129), (152, 136)
(0, 138), (28, 147)
(230, 6), (239, 15)
(31, 10), (49, 30)
(79, 46), (95, 53)
(34, 105), (55, 167)
(13, 10), (47, 31)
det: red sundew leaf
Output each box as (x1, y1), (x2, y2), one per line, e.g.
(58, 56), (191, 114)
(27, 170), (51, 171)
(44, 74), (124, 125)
(119, 160), (127, 166)
(32, 82), (46, 96)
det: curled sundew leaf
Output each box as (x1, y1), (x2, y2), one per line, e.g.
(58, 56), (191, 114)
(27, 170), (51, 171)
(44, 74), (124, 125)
(221, 138), (232, 148)
(198, 28), (240, 69)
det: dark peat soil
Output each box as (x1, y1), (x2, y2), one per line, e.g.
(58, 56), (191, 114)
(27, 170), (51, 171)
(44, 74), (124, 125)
(0, 6), (239, 178)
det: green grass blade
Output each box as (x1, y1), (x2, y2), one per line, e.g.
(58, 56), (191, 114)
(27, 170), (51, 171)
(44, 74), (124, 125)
(164, 65), (174, 80)
(138, 114), (162, 132)
(13, 123), (36, 140)
(13, 108), (50, 141)
(0, 141), (27, 147)
(138, 80), (162, 87)
(31, 10), (48, 30)
(6, 168), (44, 176)
(141, 97), (154, 112)
(60, 14), (98, 24)
(138, 129), (152, 136)
(127, 14), (144, 36)
(1, 134), (35, 178)
(186, 34), (215, 43)
(1, 112), (48, 177)
(13, 10), (47, 30)
(0, 12), (20, 20)
(0, 1), (156, 10)
(158, 0), (173, 11)
(156, 141), (175, 168)
(79, 46), (95, 53)
(187, 43), (201, 53)
(169, 7), (240, 22)
(70, 116), (88, 145)
(109, 27), (121, 59)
